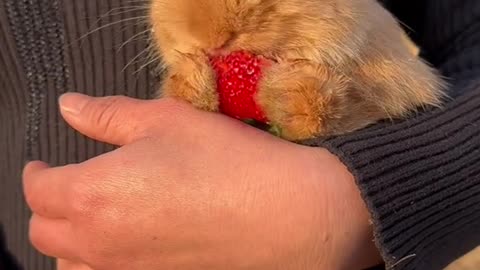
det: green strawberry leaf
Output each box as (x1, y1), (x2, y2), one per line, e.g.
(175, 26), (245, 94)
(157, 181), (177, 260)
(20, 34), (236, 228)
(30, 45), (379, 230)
(242, 119), (282, 138)
(268, 124), (283, 137)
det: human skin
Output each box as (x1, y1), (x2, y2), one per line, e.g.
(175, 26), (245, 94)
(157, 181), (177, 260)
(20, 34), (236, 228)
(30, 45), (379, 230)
(22, 93), (381, 270)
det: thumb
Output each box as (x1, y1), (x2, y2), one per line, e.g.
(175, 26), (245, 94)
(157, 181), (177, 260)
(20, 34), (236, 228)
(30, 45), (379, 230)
(57, 259), (94, 270)
(59, 93), (152, 145)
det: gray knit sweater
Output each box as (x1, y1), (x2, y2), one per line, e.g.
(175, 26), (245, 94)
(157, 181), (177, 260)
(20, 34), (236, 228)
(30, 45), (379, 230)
(0, 1), (479, 270)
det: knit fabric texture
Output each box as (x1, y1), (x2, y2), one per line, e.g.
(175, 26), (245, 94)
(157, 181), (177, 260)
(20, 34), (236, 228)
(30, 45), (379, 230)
(0, 1), (479, 270)
(1, 0), (156, 269)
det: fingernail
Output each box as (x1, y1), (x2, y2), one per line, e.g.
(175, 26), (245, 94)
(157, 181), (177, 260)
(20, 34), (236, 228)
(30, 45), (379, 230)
(59, 93), (89, 115)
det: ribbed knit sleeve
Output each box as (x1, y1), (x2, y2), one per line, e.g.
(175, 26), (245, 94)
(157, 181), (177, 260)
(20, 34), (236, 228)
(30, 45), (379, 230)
(305, 1), (480, 269)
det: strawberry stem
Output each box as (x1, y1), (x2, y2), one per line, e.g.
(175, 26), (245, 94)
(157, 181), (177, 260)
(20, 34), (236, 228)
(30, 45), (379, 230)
(268, 124), (282, 137)
(242, 119), (282, 137)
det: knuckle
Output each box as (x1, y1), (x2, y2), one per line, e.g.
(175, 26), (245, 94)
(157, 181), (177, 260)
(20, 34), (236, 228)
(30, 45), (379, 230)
(28, 220), (40, 246)
(159, 97), (190, 115)
(28, 217), (46, 253)
(90, 96), (155, 141)
(24, 190), (38, 211)
(22, 164), (48, 210)
(68, 180), (105, 218)
(90, 97), (127, 134)
(23, 180), (41, 211)
(146, 97), (191, 127)
(23, 180), (35, 205)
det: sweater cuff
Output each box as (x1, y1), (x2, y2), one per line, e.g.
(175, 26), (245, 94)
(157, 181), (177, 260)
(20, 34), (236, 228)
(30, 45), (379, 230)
(303, 81), (480, 269)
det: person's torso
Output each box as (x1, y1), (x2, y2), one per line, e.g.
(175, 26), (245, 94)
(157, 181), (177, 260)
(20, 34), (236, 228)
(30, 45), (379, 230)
(0, 0), (158, 268)
(0, 0), (398, 268)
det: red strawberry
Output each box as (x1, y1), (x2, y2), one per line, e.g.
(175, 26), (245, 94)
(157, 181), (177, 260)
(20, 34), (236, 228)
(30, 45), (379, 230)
(210, 51), (270, 123)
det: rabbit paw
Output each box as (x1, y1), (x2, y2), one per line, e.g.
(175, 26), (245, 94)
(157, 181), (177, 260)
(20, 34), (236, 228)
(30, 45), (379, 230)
(257, 62), (350, 141)
(159, 53), (219, 112)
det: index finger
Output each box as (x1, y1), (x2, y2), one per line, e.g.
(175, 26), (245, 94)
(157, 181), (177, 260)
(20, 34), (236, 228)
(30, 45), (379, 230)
(23, 161), (73, 219)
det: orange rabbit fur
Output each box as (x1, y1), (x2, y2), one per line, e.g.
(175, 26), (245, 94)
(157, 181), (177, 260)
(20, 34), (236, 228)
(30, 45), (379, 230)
(149, 0), (447, 141)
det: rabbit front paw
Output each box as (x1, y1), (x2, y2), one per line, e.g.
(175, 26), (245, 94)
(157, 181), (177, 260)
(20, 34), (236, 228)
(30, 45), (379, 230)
(257, 62), (350, 141)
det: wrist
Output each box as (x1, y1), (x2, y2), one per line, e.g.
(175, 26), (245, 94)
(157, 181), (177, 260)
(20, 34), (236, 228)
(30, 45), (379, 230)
(311, 148), (382, 270)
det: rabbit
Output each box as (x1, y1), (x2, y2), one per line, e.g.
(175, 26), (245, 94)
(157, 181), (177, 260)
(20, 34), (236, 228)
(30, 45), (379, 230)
(148, 0), (447, 141)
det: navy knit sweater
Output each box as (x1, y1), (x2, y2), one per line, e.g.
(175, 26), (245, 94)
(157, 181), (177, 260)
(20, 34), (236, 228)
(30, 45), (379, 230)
(0, 1), (479, 270)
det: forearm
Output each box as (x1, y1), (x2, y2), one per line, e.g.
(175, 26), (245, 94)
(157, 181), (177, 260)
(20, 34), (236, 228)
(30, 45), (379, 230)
(305, 82), (480, 269)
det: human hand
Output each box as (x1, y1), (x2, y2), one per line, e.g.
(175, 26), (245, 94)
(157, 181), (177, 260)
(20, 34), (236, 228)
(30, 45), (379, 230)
(24, 93), (381, 270)
(57, 259), (93, 270)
